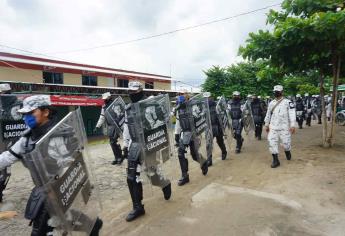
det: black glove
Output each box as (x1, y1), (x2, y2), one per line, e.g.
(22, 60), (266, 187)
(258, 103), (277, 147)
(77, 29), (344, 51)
(93, 127), (99, 133)
(122, 147), (129, 159)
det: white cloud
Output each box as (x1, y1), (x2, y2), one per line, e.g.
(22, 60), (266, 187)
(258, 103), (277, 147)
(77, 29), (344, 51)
(0, 0), (280, 89)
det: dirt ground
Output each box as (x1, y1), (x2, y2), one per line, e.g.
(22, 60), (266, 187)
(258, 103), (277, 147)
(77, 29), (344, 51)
(1, 122), (345, 236)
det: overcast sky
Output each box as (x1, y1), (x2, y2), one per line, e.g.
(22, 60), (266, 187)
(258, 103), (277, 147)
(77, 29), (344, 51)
(0, 0), (280, 90)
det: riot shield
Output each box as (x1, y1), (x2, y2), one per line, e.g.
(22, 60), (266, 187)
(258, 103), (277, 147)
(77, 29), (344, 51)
(104, 96), (126, 136)
(0, 94), (27, 151)
(242, 100), (255, 135)
(26, 109), (101, 235)
(0, 94), (27, 201)
(136, 94), (176, 189)
(216, 96), (234, 152)
(187, 94), (213, 167)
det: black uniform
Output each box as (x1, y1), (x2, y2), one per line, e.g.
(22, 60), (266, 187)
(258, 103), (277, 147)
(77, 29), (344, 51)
(229, 99), (244, 153)
(207, 99), (227, 166)
(251, 98), (264, 140)
(176, 100), (208, 186)
(313, 97), (322, 124)
(124, 93), (171, 222)
(295, 98), (305, 129)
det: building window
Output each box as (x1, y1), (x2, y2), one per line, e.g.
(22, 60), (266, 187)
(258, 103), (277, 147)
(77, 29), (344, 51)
(145, 81), (154, 89)
(43, 72), (63, 84)
(82, 75), (98, 86)
(118, 79), (129, 88)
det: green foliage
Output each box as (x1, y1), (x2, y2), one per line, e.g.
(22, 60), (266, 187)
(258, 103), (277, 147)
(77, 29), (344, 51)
(202, 60), (282, 98)
(202, 66), (228, 98)
(296, 84), (320, 95)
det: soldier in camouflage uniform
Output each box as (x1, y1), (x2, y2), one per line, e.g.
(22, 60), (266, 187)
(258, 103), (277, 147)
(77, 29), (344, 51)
(264, 85), (296, 168)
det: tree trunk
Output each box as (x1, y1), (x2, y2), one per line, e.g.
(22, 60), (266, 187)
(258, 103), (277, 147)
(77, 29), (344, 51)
(327, 53), (341, 147)
(319, 74), (328, 147)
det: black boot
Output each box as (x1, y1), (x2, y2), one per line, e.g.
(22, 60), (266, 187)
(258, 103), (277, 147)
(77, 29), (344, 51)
(162, 183), (171, 200)
(271, 154), (280, 168)
(201, 161), (208, 175)
(126, 181), (145, 222)
(221, 152), (227, 160)
(126, 204), (145, 222)
(285, 151), (292, 160)
(90, 217), (103, 236)
(178, 173), (190, 186)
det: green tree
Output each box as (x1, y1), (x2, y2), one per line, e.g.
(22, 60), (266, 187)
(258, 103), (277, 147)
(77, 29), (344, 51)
(202, 66), (228, 98)
(239, 0), (345, 147)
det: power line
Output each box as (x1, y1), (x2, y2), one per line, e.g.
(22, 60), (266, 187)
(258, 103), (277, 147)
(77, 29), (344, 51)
(46, 3), (281, 55)
(0, 44), (66, 61)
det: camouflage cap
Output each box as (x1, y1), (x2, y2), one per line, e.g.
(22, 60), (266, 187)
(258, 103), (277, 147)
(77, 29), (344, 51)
(233, 91), (240, 96)
(18, 95), (51, 114)
(273, 85), (283, 92)
(0, 83), (11, 92)
(128, 81), (143, 91)
(102, 92), (111, 100)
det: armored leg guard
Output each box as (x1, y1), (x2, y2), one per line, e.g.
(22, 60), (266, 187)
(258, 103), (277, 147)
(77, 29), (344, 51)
(318, 115), (322, 124)
(216, 135), (227, 160)
(235, 134), (243, 153)
(178, 144), (190, 186)
(271, 154), (280, 168)
(0, 183), (4, 203)
(126, 161), (145, 222)
(175, 134), (180, 147)
(285, 151), (292, 161)
(257, 124), (263, 140)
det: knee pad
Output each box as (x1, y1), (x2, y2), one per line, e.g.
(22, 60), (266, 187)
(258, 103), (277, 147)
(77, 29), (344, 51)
(127, 161), (138, 181)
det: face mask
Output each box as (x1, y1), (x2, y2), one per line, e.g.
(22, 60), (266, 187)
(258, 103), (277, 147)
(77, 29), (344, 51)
(129, 91), (144, 103)
(177, 95), (185, 104)
(24, 114), (37, 129)
(233, 97), (240, 101)
(274, 91), (282, 98)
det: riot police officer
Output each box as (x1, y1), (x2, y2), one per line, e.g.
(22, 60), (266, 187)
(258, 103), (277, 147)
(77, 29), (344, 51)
(228, 91), (244, 153)
(304, 93), (312, 126)
(207, 95), (227, 166)
(295, 94), (305, 129)
(123, 81), (172, 222)
(312, 95), (322, 124)
(251, 94), (265, 140)
(176, 94), (209, 186)
(0, 95), (103, 236)
(95, 92), (124, 165)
